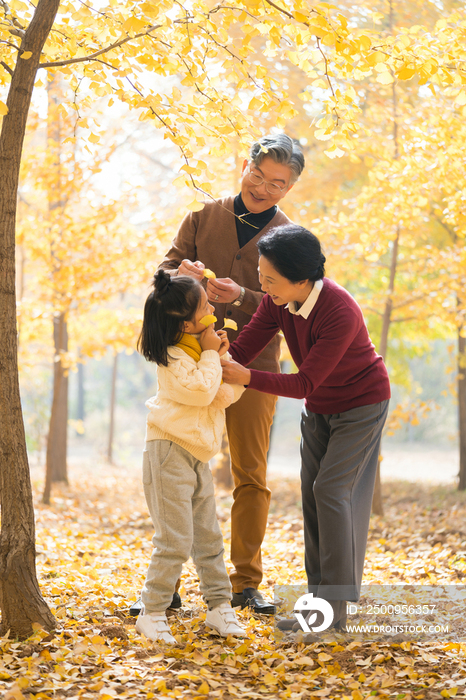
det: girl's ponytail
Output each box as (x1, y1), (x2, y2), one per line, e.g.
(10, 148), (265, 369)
(153, 269), (171, 295)
(137, 270), (202, 366)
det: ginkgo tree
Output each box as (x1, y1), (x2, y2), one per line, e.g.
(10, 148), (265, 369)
(1, 0), (465, 639)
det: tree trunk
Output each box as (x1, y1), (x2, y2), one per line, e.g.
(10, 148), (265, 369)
(107, 353), (118, 464)
(43, 313), (69, 502)
(458, 329), (466, 489)
(0, 0), (59, 639)
(371, 69), (401, 518)
(213, 430), (232, 489)
(77, 360), (85, 434)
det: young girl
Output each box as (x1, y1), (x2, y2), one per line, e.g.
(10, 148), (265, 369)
(135, 269), (245, 644)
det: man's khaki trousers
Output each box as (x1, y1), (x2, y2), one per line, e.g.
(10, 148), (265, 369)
(225, 388), (277, 592)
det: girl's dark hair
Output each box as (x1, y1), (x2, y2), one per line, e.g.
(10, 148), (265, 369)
(257, 224), (326, 282)
(137, 270), (202, 366)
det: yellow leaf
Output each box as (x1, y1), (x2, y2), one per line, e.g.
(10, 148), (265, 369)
(198, 681), (210, 694)
(397, 67), (416, 80)
(358, 35), (372, 50)
(0, 101), (8, 116)
(203, 268), (216, 279)
(20, 51), (32, 60)
(454, 91), (466, 106)
(181, 164), (198, 175)
(88, 133), (100, 144)
(321, 33), (336, 47)
(294, 11), (308, 22)
(377, 71), (394, 84)
(4, 684), (25, 700)
(223, 318), (238, 330)
(367, 51), (387, 66)
(122, 17), (147, 33)
(187, 200), (205, 212)
(324, 146), (345, 159)
(199, 314), (217, 327)
(248, 96), (262, 110)
(314, 129), (333, 141)
(172, 175), (188, 188)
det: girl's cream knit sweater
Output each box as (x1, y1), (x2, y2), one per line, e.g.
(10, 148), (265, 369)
(145, 347), (244, 463)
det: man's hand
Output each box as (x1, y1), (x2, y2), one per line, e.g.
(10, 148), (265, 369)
(221, 358), (251, 386)
(177, 259), (205, 281)
(207, 277), (242, 304)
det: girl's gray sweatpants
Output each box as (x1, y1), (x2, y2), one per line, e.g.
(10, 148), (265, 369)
(140, 439), (232, 613)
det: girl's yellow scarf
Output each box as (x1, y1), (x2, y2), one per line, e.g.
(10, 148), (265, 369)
(175, 333), (223, 383)
(175, 333), (202, 362)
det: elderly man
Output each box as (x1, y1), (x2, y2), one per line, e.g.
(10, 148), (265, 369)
(145, 134), (305, 615)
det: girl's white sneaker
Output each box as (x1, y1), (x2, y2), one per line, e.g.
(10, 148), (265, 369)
(136, 611), (176, 644)
(205, 603), (245, 637)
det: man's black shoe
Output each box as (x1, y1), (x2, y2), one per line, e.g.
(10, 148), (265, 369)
(128, 591), (182, 617)
(231, 587), (275, 615)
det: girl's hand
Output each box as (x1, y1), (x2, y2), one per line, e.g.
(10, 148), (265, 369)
(216, 330), (229, 356)
(199, 325), (221, 353)
(221, 358), (251, 386)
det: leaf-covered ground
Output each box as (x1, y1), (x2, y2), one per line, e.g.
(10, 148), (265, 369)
(2, 460), (466, 699)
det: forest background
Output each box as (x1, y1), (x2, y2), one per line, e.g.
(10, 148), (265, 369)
(1, 0), (466, 693)
(10, 0), (466, 495)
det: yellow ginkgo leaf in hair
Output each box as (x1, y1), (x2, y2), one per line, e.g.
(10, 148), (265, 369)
(223, 319), (238, 330)
(199, 314), (217, 326)
(204, 268), (216, 279)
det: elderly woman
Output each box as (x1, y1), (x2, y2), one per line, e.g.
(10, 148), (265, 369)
(221, 224), (390, 630)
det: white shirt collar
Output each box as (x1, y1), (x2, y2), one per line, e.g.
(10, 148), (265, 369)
(286, 279), (323, 319)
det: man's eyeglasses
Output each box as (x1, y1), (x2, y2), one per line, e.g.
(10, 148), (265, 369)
(247, 165), (287, 195)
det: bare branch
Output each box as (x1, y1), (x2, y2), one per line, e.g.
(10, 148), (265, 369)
(1, 59), (13, 76)
(316, 37), (340, 123)
(0, 37), (20, 49)
(361, 306), (383, 317)
(77, 0), (113, 19)
(392, 293), (432, 311)
(390, 315), (423, 324)
(7, 26), (25, 37)
(39, 23), (164, 69)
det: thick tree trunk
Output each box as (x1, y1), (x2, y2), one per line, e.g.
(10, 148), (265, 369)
(458, 329), (466, 489)
(43, 313), (69, 502)
(0, 0), (59, 639)
(107, 353), (118, 464)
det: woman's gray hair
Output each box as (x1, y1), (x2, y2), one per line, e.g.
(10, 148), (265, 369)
(249, 134), (305, 184)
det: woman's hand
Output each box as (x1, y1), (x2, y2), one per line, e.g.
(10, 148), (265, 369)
(199, 325), (221, 353)
(177, 259), (205, 281)
(221, 358), (251, 386)
(207, 277), (242, 304)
